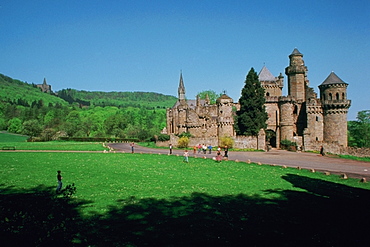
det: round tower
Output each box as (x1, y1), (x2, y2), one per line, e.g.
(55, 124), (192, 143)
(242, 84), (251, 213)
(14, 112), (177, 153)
(278, 96), (295, 141)
(217, 94), (234, 137)
(285, 48), (308, 101)
(318, 72), (351, 147)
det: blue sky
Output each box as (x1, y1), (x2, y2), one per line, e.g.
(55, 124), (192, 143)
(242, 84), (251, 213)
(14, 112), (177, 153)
(0, 0), (369, 120)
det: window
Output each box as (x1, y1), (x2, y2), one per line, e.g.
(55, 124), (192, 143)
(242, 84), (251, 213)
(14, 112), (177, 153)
(336, 93), (339, 100)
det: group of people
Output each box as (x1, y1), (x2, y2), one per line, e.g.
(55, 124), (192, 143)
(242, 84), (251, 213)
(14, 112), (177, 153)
(183, 145), (229, 163)
(193, 144), (213, 154)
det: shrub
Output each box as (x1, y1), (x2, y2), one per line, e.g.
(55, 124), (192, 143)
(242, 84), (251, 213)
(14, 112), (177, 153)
(178, 132), (192, 138)
(280, 139), (297, 151)
(280, 139), (297, 147)
(178, 136), (189, 148)
(220, 136), (234, 148)
(157, 134), (170, 142)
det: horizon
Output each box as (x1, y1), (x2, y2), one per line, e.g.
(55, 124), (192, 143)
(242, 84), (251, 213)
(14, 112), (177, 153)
(1, 0), (369, 120)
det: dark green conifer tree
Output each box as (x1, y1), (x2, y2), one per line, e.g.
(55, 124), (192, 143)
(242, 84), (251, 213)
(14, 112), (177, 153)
(235, 68), (268, 136)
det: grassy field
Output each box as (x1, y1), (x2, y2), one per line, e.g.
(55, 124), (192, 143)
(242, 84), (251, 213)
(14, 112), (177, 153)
(1, 133), (370, 246)
(4, 151), (370, 215)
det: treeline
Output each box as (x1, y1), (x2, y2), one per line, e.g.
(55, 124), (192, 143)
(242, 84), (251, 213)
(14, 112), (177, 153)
(57, 89), (177, 109)
(1, 100), (168, 141)
(0, 73), (176, 141)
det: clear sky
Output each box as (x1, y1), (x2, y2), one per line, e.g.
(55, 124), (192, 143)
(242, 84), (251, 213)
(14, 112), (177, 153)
(0, 0), (369, 120)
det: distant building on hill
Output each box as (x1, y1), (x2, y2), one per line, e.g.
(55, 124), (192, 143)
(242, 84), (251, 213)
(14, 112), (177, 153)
(37, 78), (52, 93)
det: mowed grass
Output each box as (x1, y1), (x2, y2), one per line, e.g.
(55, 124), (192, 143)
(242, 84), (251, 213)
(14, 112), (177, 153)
(0, 132), (108, 151)
(1, 151), (369, 215)
(2, 138), (370, 245)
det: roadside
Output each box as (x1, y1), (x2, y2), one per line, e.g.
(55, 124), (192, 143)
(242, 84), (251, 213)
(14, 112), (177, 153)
(109, 143), (370, 180)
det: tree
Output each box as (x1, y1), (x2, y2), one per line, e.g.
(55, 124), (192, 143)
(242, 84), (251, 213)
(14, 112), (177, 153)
(348, 110), (370, 148)
(235, 68), (267, 136)
(197, 90), (222, 104)
(22, 120), (42, 138)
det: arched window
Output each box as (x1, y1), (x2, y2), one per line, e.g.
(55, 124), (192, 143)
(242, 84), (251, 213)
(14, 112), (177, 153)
(329, 93), (332, 100)
(336, 93), (339, 100)
(316, 116), (319, 121)
(266, 92), (270, 96)
(342, 93), (345, 100)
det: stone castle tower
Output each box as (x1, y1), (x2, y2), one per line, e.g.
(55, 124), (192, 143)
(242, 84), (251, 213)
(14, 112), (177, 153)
(166, 48), (351, 150)
(319, 72), (351, 146)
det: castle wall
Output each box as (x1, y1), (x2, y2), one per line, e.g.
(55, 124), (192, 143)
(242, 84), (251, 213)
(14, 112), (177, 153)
(233, 135), (257, 149)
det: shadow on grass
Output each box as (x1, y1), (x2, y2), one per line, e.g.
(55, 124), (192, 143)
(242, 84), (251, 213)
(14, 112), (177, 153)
(1, 175), (370, 246)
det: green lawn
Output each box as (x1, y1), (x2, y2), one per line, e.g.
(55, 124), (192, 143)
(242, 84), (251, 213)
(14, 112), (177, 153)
(2, 152), (369, 215)
(1, 140), (370, 246)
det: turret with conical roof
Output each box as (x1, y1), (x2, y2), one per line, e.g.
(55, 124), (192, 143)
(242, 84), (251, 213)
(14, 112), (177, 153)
(318, 72), (351, 147)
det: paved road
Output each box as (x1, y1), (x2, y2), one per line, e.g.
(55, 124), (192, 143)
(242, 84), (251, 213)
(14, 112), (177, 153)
(109, 143), (370, 180)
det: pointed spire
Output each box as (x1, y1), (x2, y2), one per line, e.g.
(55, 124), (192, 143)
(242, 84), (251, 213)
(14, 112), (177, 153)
(43, 78), (47, 85)
(178, 71), (186, 101)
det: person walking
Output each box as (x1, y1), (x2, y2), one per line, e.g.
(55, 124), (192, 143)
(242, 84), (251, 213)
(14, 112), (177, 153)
(224, 145), (229, 160)
(216, 149), (222, 162)
(130, 142), (135, 153)
(183, 150), (189, 163)
(56, 170), (63, 193)
(320, 146), (325, 156)
(169, 143), (173, 154)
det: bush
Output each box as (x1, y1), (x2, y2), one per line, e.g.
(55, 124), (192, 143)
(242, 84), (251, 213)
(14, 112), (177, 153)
(280, 139), (297, 151)
(220, 136), (234, 148)
(178, 132), (192, 138)
(280, 139), (297, 147)
(178, 136), (189, 148)
(157, 134), (170, 142)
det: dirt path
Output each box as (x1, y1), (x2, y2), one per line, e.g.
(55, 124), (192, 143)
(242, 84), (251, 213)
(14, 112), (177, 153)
(109, 143), (370, 180)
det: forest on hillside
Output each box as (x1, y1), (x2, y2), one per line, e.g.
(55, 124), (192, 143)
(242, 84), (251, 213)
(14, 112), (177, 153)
(0, 73), (177, 141)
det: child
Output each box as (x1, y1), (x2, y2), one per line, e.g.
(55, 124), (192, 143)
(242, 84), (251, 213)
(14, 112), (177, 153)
(56, 170), (63, 193)
(216, 149), (222, 162)
(183, 149), (189, 163)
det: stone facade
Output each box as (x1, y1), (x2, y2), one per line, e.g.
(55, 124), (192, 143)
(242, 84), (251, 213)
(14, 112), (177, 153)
(166, 48), (351, 152)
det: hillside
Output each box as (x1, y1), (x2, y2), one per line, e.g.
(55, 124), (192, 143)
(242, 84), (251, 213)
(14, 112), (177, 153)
(0, 73), (177, 141)
(0, 74), (68, 106)
(57, 88), (177, 109)
(0, 73), (177, 109)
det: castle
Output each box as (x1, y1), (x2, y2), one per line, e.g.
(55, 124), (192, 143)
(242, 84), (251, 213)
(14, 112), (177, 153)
(166, 48), (351, 151)
(36, 78), (52, 93)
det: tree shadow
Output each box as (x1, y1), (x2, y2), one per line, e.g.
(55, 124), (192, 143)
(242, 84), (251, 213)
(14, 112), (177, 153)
(1, 176), (370, 246)
(0, 184), (92, 246)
